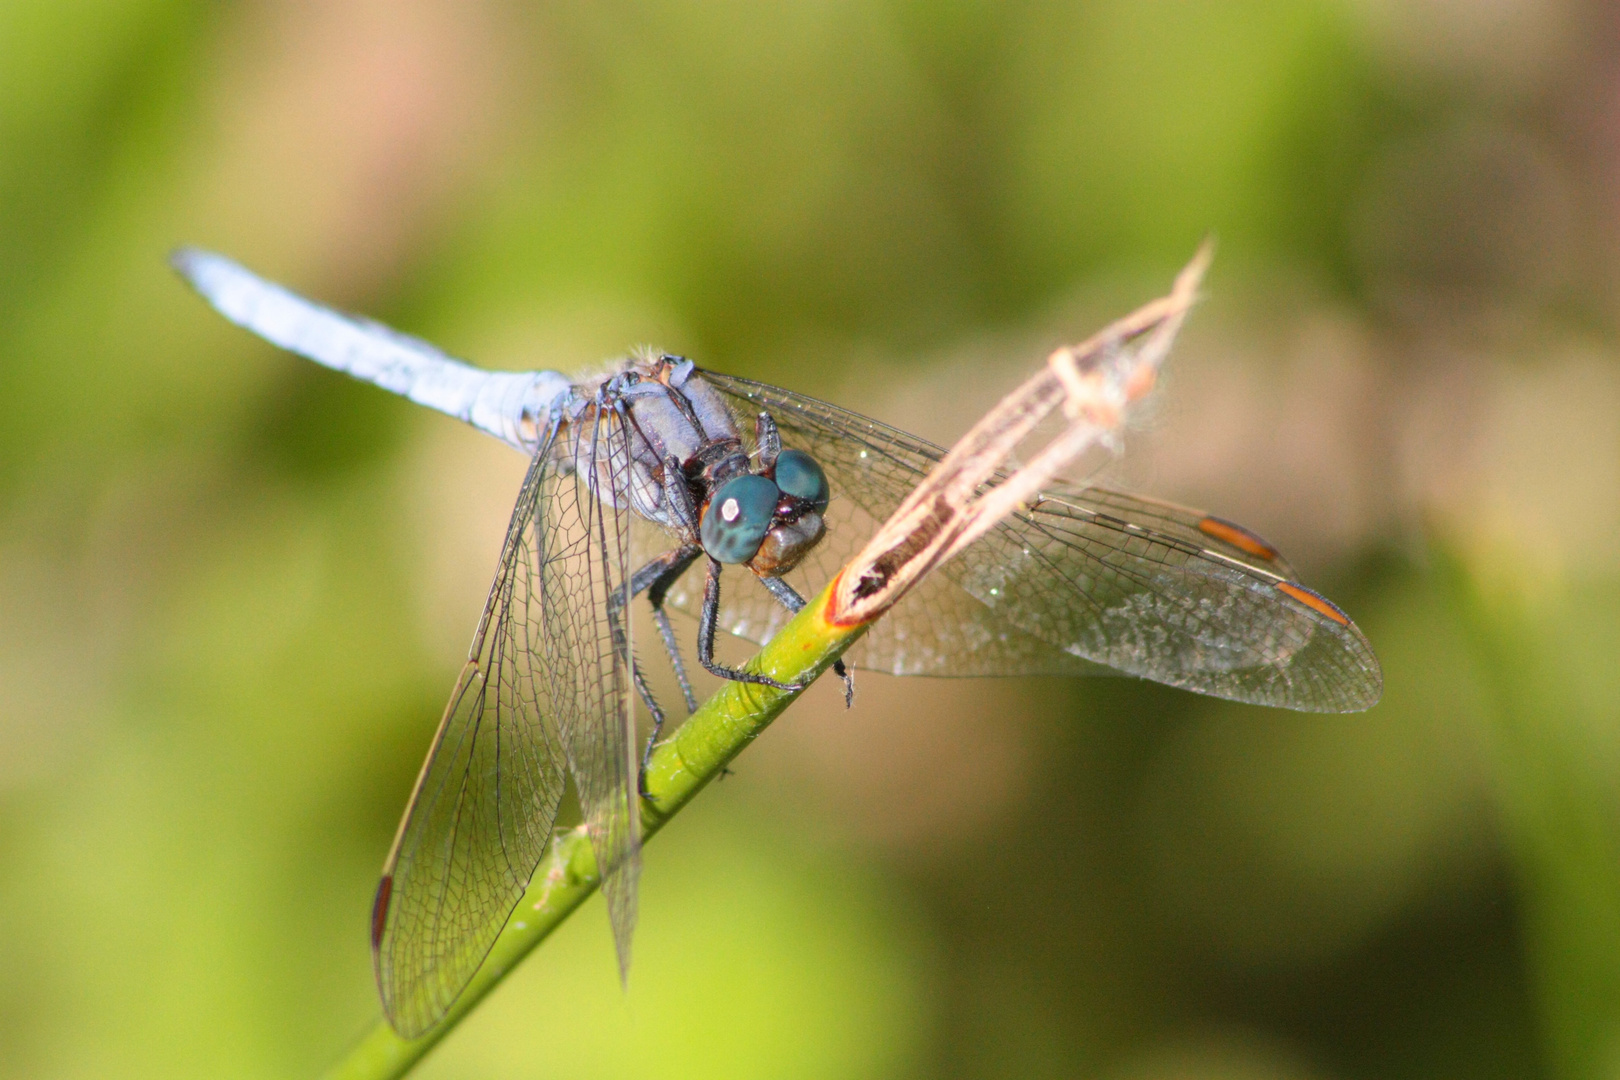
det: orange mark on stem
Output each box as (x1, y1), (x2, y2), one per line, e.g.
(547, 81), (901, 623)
(825, 568), (862, 628)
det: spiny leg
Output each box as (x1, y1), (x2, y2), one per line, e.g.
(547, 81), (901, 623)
(649, 455), (704, 715)
(638, 548), (704, 797)
(604, 574), (666, 800)
(608, 545), (703, 799)
(757, 574), (855, 707)
(754, 411), (781, 469)
(647, 552), (702, 714)
(648, 561), (737, 784)
(698, 557), (803, 691)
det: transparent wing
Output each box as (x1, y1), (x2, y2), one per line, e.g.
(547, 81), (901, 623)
(540, 405), (641, 986)
(670, 370), (1380, 712)
(371, 446), (566, 1036)
(373, 413), (641, 1037)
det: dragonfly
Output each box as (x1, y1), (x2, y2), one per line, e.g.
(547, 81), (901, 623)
(172, 249), (1382, 1036)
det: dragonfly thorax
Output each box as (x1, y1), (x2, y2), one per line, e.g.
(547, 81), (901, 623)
(617, 359), (831, 575)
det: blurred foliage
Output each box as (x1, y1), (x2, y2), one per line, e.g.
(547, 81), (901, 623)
(3, 2), (1620, 1078)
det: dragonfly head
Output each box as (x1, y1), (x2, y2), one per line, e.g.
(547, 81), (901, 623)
(698, 449), (830, 575)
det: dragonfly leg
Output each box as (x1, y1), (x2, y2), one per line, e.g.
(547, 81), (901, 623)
(609, 545), (703, 800)
(646, 550), (703, 714)
(659, 453), (701, 533)
(647, 460), (703, 709)
(756, 575), (854, 707)
(604, 582), (665, 801)
(754, 411), (781, 469)
(698, 557), (804, 692)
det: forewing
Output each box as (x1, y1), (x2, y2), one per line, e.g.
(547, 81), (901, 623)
(542, 405), (641, 984)
(373, 448), (568, 1037)
(689, 371), (1381, 711)
(373, 408), (643, 1037)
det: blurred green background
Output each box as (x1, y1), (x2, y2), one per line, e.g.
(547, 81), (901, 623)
(4, 1), (1620, 1077)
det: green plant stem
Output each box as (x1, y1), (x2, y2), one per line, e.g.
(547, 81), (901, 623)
(322, 579), (867, 1080)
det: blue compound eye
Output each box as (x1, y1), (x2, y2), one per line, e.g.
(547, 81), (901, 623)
(772, 449), (829, 514)
(700, 474), (779, 564)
